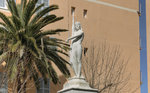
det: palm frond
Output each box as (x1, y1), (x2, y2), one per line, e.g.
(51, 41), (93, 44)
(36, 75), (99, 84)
(47, 62), (59, 84)
(7, 0), (19, 17)
(21, 0), (27, 10)
(35, 29), (68, 39)
(31, 3), (45, 15)
(0, 12), (16, 32)
(39, 17), (64, 29)
(11, 41), (21, 52)
(23, 0), (38, 26)
(43, 40), (69, 52)
(11, 15), (22, 30)
(24, 36), (41, 58)
(28, 15), (57, 35)
(0, 22), (6, 27)
(48, 17), (64, 24)
(30, 5), (59, 25)
(0, 27), (8, 34)
(46, 51), (70, 76)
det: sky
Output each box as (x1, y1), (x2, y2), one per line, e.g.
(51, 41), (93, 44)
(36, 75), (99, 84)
(139, 0), (148, 93)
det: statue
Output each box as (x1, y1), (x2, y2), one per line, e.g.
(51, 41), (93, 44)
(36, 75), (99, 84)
(58, 9), (98, 93)
(66, 21), (84, 78)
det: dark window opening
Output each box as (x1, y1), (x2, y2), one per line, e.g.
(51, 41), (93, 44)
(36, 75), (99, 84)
(83, 9), (87, 18)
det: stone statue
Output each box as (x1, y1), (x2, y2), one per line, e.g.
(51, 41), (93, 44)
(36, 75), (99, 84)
(58, 10), (98, 93)
(66, 21), (84, 78)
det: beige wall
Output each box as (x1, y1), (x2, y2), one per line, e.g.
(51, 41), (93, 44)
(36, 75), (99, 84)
(146, 0), (150, 92)
(0, 0), (141, 93)
(98, 0), (139, 10)
(49, 0), (141, 93)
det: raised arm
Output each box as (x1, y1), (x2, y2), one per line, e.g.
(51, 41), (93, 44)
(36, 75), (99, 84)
(67, 30), (83, 42)
(72, 12), (75, 35)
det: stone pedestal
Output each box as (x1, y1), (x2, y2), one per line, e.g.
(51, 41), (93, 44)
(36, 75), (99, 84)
(58, 77), (98, 93)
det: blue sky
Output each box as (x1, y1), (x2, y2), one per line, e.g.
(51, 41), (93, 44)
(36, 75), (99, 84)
(139, 0), (148, 93)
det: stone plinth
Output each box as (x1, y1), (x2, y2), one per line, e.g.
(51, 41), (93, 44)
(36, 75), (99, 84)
(58, 77), (98, 93)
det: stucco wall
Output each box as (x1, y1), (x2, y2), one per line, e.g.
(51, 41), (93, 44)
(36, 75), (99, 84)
(49, 0), (140, 93)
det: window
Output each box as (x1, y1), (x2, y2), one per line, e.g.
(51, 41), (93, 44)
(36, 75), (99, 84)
(0, 0), (16, 9)
(0, 0), (8, 9)
(0, 72), (7, 93)
(37, 78), (50, 93)
(83, 9), (87, 18)
(71, 7), (75, 16)
(36, 0), (49, 15)
(37, 0), (49, 9)
(84, 47), (88, 56)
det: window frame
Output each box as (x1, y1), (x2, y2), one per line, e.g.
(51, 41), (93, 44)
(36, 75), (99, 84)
(37, 0), (49, 9)
(36, 78), (50, 93)
(0, 0), (8, 9)
(36, 0), (50, 15)
(0, 0), (16, 10)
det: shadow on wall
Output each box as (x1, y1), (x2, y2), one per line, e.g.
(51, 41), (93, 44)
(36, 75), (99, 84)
(50, 75), (67, 93)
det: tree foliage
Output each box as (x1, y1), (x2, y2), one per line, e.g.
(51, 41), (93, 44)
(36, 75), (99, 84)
(0, 0), (70, 92)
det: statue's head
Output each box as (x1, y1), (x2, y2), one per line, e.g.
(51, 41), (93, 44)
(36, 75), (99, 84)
(75, 22), (81, 31)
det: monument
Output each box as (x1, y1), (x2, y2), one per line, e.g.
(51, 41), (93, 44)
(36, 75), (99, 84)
(57, 14), (98, 93)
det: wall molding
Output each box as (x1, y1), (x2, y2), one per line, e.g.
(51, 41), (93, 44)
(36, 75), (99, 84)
(86, 0), (138, 13)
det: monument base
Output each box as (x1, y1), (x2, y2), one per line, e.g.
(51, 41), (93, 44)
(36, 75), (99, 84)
(57, 77), (98, 93)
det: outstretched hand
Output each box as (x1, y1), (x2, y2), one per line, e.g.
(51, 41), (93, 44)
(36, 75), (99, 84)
(66, 39), (69, 43)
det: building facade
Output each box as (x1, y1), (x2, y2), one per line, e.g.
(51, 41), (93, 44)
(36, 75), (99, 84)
(50, 0), (141, 93)
(0, 0), (143, 93)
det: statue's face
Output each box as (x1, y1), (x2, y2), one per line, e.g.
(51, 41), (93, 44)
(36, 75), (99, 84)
(75, 22), (81, 31)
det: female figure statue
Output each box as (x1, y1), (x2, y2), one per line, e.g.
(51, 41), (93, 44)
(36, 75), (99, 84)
(66, 21), (84, 78)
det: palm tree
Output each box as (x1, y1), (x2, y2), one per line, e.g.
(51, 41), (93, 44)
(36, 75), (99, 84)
(0, 0), (70, 92)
